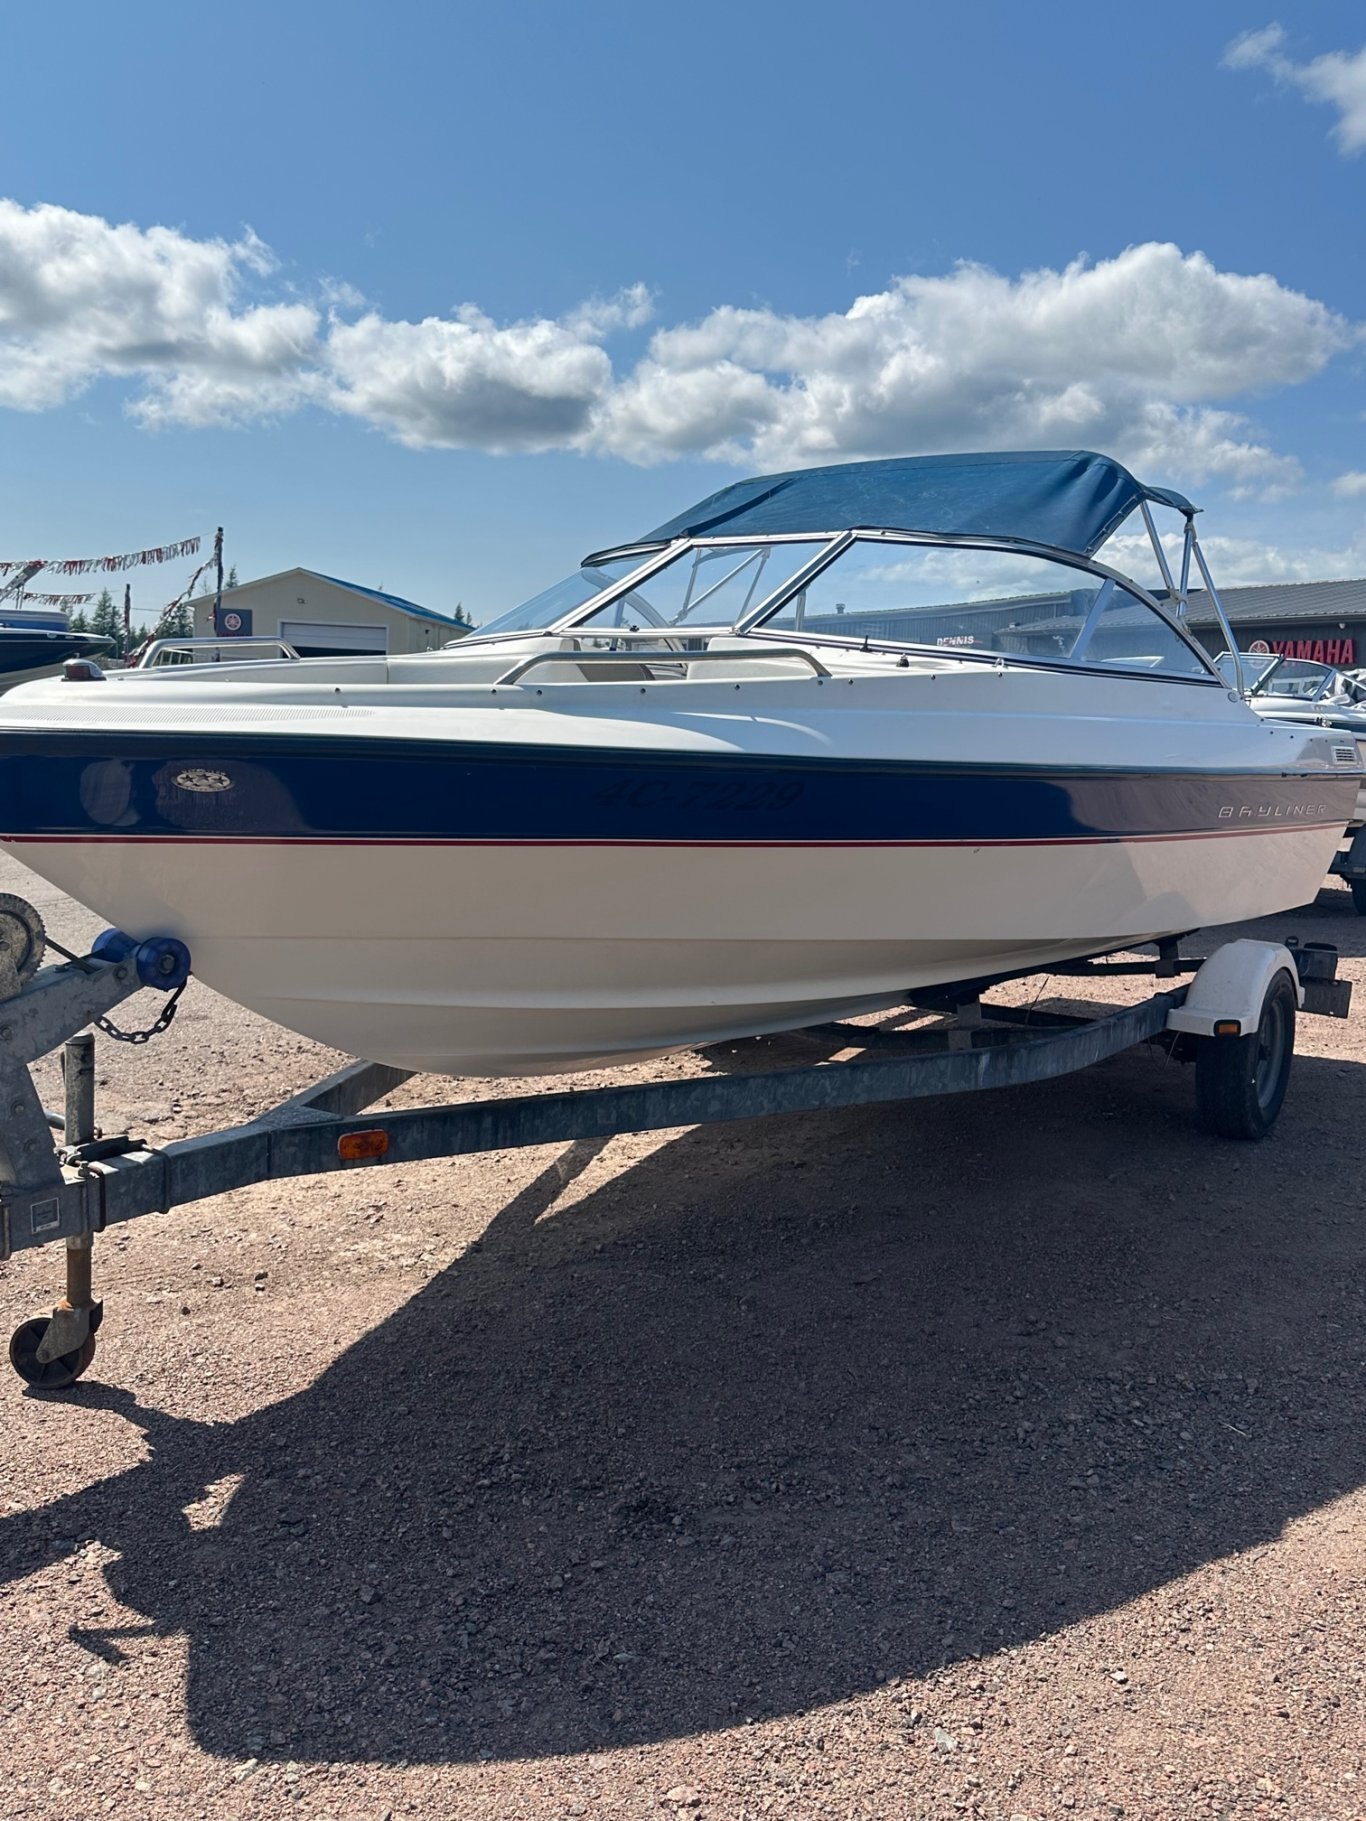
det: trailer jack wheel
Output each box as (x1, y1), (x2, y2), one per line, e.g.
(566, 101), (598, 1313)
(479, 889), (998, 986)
(9, 1309), (100, 1389)
(8, 1222), (104, 1390)
(1195, 971), (1296, 1141)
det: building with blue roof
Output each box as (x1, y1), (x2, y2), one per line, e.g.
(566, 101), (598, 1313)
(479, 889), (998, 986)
(192, 567), (473, 658)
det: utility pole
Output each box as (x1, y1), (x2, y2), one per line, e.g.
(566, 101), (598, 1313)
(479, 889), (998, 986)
(211, 526), (224, 634)
(122, 582), (131, 662)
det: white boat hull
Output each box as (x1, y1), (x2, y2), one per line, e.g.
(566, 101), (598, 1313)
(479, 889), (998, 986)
(4, 821), (1345, 1074)
(0, 654), (1358, 1074)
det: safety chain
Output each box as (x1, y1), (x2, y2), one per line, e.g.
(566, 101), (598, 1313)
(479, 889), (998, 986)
(95, 983), (186, 1046)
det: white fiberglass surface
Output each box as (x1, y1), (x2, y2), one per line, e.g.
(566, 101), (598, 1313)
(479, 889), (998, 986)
(9, 822), (1344, 1075)
(752, 539), (1214, 677)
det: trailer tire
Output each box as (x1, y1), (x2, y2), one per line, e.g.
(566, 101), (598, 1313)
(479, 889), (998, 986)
(1350, 878), (1366, 916)
(1195, 971), (1296, 1140)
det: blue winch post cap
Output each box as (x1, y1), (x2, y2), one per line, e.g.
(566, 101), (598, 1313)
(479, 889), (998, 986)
(91, 929), (138, 965)
(132, 937), (192, 991)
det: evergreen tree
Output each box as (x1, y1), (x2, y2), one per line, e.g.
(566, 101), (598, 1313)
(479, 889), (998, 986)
(226, 565), (239, 589)
(69, 608), (89, 633)
(89, 588), (120, 644)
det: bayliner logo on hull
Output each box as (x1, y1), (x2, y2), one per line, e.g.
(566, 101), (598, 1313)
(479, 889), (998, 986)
(1217, 802), (1331, 820)
(173, 769), (233, 794)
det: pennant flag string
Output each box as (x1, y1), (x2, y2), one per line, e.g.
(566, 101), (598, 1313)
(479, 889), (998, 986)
(15, 592), (99, 607)
(149, 557), (215, 629)
(0, 535), (201, 578)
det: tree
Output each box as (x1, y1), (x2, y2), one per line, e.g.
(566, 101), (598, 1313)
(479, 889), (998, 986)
(89, 588), (120, 645)
(226, 565), (238, 589)
(69, 608), (89, 633)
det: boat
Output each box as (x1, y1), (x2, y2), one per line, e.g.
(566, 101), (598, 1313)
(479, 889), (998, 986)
(0, 602), (113, 692)
(0, 450), (1358, 1077)
(1217, 650), (1366, 822)
(1222, 649), (1366, 717)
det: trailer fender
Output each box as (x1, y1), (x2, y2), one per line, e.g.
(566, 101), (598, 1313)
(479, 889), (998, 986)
(1165, 940), (1301, 1040)
(1330, 820), (1366, 881)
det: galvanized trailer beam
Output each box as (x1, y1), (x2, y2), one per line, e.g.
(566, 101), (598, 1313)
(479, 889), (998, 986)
(0, 991), (1180, 1256)
(0, 953), (160, 1258)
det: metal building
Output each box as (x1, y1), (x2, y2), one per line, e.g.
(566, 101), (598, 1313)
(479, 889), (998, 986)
(1185, 578), (1366, 667)
(192, 568), (471, 658)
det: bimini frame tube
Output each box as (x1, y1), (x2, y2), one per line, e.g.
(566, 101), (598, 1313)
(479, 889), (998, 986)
(1191, 531), (1244, 697)
(1139, 501), (1178, 604)
(1178, 519), (1194, 614)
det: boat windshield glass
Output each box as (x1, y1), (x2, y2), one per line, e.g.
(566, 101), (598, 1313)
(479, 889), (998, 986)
(751, 538), (1214, 675)
(570, 541), (829, 633)
(471, 555), (648, 639)
(1234, 656), (1350, 702)
(1214, 651), (1280, 691)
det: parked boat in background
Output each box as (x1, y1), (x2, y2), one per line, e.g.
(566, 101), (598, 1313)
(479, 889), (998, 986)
(1218, 650), (1366, 909)
(0, 602), (113, 692)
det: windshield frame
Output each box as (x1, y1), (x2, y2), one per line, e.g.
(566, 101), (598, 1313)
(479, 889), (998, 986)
(462, 525), (1224, 686)
(459, 541), (682, 646)
(555, 532), (844, 639)
(460, 533), (843, 647)
(738, 528), (1224, 684)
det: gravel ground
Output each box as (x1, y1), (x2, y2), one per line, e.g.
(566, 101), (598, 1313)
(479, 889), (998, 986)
(0, 851), (1362, 1821)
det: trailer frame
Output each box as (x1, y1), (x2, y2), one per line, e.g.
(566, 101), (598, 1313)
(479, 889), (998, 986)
(0, 907), (1351, 1387)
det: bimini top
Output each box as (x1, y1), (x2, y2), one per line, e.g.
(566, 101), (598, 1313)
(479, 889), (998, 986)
(605, 450), (1194, 563)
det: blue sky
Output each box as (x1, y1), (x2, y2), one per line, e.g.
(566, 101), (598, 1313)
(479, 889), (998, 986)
(1, 0), (1364, 621)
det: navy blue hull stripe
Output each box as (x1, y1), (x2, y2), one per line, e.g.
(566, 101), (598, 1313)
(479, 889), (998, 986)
(0, 733), (1354, 845)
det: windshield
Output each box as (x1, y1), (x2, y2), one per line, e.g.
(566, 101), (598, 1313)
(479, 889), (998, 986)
(570, 540), (829, 634)
(470, 554), (648, 639)
(1215, 651), (1279, 691)
(1242, 657), (1338, 701)
(750, 537), (1214, 676)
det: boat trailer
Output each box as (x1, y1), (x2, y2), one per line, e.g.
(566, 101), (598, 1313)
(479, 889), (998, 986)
(0, 892), (1351, 1389)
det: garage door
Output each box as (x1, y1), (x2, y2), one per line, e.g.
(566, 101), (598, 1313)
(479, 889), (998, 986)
(280, 619), (390, 658)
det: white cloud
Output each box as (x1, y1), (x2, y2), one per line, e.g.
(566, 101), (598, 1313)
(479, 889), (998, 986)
(0, 200), (320, 421)
(0, 203), (1356, 498)
(1331, 469), (1366, 498)
(326, 306), (617, 452)
(586, 244), (1349, 495)
(323, 286), (653, 452)
(1096, 527), (1366, 589)
(1225, 23), (1366, 154)
(1178, 534), (1366, 587)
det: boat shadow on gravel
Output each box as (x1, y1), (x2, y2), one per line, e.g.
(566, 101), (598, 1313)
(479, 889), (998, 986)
(2, 1032), (1365, 1766)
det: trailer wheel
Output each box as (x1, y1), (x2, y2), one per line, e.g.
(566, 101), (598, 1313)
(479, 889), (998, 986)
(7, 1318), (96, 1390)
(1195, 971), (1296, 1140)
(1351, 878), (1366, 916)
